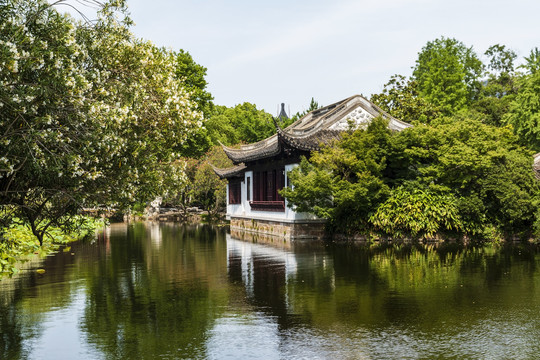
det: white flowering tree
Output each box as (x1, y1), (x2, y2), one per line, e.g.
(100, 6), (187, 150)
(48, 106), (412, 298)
(0, 0), (202, 244)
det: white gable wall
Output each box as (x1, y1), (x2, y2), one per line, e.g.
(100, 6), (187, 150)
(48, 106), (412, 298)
(328, 106), (373, 131)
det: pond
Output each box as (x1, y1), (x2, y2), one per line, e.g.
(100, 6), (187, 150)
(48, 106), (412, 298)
(1, 222), (540, 359)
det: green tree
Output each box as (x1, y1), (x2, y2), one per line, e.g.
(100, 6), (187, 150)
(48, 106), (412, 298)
(521, 47), (540, 74)
(412, 37), (483, 115)
(192, 145), (232, 219)
(160, 158), (198, 213)
(174, 49), (213, 118)
(0, 0), (203, 243)
(502, 47), (540, 150)
(174, 50), (214, 158)
(471, 44), (518, 126)
(370, 74), (441, 124)
(0, 0), (108, 243)
(503, 70), (540, 151)
(205, 103), (275, 145)
(393, 118), (538, 237)
(281, 117), (392, 235)
(304, 97), (321, 114)
(485, 44), (517, 75)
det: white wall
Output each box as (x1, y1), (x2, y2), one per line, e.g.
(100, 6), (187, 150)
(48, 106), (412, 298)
(226, 164), (319, 223)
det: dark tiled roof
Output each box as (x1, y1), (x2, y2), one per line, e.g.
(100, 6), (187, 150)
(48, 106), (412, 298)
(218, 94), (412, 165)
(210, 163), (247, 179)
(220, 136), (281, 164)
(277, 127), (342, 151)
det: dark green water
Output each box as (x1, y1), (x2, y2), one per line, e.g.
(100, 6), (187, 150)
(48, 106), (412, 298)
(1, 222), (540, 359)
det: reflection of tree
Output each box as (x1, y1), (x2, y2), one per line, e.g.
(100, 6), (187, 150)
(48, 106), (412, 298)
(0, 223), (232, 359)
(281, 243), (540, 331)
(80, 223), (230, 359)
(0, 296), (26, 359)
(0, 248), (81, 358)
(82, 278), (212, 358)
(2, 225), (540, 358)
(288, 246), (390, 328)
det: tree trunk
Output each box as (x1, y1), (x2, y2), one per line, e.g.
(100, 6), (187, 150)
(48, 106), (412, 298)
(29, 219), (44, 246)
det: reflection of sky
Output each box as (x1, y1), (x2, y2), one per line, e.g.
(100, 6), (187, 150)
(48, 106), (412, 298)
(148, 222), (162, 248)
(21, 286), (104, 360)
(204, 310), (540, 359)
(206, 313), (280, 360)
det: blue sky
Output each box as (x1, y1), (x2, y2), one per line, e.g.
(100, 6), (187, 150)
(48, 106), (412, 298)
(61, 0), (540, 116)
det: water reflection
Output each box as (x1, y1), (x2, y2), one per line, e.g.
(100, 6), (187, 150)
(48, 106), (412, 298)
(1, 223), (540, 359)
(79, 223), (230, 359)
(218, 238), (540, 358)
(227, 236), (297, 305)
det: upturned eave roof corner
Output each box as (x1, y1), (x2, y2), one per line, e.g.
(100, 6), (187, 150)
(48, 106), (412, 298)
(210, 162), (247, 179)
(219, 135), (281, 164)
(272, 115), (281, 132)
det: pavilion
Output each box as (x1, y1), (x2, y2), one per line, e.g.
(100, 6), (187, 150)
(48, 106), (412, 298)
(213, 94), (412, 241)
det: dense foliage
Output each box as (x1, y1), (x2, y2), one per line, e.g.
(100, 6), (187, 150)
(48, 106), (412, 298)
(350, 37), (540, 240)
(161, 145), (231, 219)
(412, 37), (483, 115)
(370, 75), (441, 124)
(0, 216), (104, 276)
(0, 0), (203, 246)
(283, 117), (540, 240)
(503, 63), (540, 151)
(205, 103), (276, 146)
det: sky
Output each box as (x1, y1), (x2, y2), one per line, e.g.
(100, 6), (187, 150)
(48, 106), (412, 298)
(59, 0), (540, 116)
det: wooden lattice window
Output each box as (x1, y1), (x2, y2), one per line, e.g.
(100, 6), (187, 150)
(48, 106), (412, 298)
(251, 167), (285, 208)
(228, 179), (241, 204)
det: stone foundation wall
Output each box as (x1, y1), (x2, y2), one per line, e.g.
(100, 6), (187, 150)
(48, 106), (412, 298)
(230, 228), (293, 249)
(230, 218), (326, 242)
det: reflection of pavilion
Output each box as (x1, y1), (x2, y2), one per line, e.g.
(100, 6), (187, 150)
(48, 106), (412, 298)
(226, 234), (297, 302)
(205, 234), (343, 357)
(226, 234), (336, 324)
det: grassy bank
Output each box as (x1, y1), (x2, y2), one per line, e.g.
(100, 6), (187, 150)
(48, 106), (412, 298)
(0, 217), (106, 278)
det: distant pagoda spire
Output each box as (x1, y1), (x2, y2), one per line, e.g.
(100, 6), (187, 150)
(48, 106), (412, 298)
(278, 103), (289, 120)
